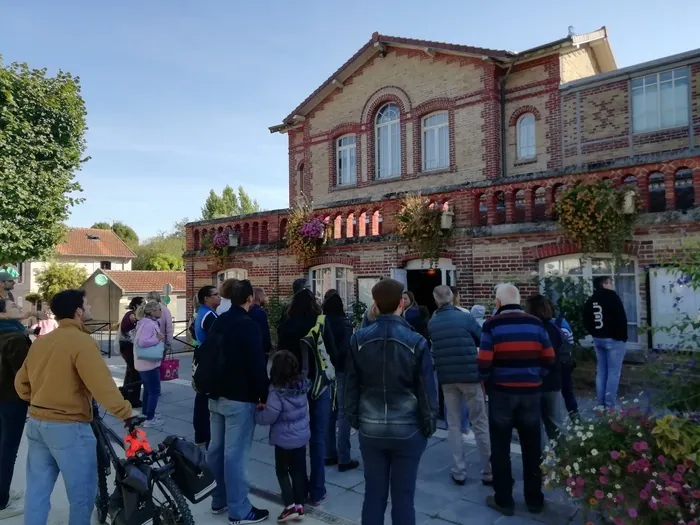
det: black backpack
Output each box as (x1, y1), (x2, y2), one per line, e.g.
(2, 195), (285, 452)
(554, 318), (573, 367)
(191, 329), (226, 397)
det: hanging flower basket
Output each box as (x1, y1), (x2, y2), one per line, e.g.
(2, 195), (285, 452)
(396, 195), (451, 266)
(285, 198), (329, 265)
(554, 181), (638, 264)
(209, 230), (230, 269)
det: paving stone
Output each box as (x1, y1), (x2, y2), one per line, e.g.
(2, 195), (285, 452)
(320, 489), (365, 523)
(438, 498), (505, 524)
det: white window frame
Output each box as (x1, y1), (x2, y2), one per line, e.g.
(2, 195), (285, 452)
(309, 264), (354, 310)
(336, 135), (356, 186)
(632, 67), (689, 134)
(539, 254), (641, 349)
(516, 113), (536, 160)
(422, 112), (449, 172)
(375, 103), (401, 179)
(217, 268), (248, 285)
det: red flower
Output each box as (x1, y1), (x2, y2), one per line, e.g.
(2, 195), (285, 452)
(673, 472), (684, 483)
(639, 490), (650, 501)
(677, 464), (687, 474)
(600, 466), (610, 475)
(600, 476), (609, 485)
(595, 490), (605, 499)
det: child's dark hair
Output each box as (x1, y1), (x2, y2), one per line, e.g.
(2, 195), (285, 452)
(269, 350), (300, 388)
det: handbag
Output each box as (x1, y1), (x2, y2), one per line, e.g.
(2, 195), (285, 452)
(160, 343), (180, 381)
(134, 341), (164, 361)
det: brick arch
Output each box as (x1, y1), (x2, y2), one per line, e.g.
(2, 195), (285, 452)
(412, 97), (454, 119)
(361, 86), (411, 123)
(508, 105), (542, 127)
(306, 255), (357, 269)
(530, 240), (641, 261)
(401, 251), (453, 266)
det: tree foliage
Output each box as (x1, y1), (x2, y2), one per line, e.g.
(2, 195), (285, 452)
(133, 219), (187, 271)
(35, 261), (88, 302)
(90, 221), (139, 249)
(201, 185), (260, 220)
(0, 57), (88, 264)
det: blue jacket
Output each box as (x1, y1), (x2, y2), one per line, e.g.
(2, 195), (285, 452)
(255, 380), (311, 450)
(428, 305), (482, 385)
(345, 315), (438, 439)
(194, 306), (217, 345)
(249, 304), (271, 355)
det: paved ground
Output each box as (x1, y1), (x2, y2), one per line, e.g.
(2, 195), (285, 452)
(101, 353), (582, 525)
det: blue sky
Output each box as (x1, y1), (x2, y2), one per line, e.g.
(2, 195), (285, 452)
(3, 0), (699, 240)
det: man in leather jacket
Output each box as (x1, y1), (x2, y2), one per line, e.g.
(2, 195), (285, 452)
(344, 278), (438, 525)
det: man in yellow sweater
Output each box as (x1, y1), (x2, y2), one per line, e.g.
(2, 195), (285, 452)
(14, 289), (133, 525)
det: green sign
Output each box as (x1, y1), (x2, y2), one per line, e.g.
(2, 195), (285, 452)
(162, 295), (171, 305)
(94, 274), (109, 286)
(0, 266), (19, 278)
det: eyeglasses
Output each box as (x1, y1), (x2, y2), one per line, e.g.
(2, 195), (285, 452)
(208, 292), (220, 297)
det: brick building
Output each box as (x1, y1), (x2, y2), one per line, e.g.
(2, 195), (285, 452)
(185, 27), (700, 353)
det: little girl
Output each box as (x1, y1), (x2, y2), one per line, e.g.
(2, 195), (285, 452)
(256, 351), (310, 522)
(134, 301), (164, 428)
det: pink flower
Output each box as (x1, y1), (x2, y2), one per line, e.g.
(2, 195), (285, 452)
(595, 490), (605, 499)
(566, 477), (575, 487)
(600, 466), (610, 475)
(611, 422), (624, 433)
(576, 476), (585, 486)
(658, 455), (667, 464)
(639, 489), (650, 501)
(611, 450), (621, 460)
(660, 495), (671, 506)
(691, 490), (700, 499)
(599, 476), (609, 485)
(677, 464), (687, 474)
(673, 472), (684, 482)
(627, 463), (637, 473)
(649, 499), (658, 510)
(613, 518), (624, 525)
(628, 508), (638, 519)
(614, 493), (625, 503)
(632, 441), (649, 452)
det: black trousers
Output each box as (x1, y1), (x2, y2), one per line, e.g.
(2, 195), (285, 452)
(193, 392), (211, 446)
(119, 341), (142, 405)
(275, 445), (307, 507)
(488, 389), (544, 509)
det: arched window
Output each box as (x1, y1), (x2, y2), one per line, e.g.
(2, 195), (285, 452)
(675, 168), (695, 210)
(279, 218), (288, 240)
(375, 103), (401, 179)
(217, 268), (248, 285)
(242, 223), (250, 245)
(260, 221), (269, 243)
(251, 222), (259, 244)
(533, 187), (546, 221)
(372, 210), (383, 235)
(478, 195), (488, 226)
(514, 190), (526, 222)
(345, 213), (355, 238)
(517, 113), (536, 160)
(648, 172), (666, 212)
(336, 135), (356, 186)
(358, 211), (368, 237)
(333, 215), (343, 239)
(621, 175), (638, 193)
(193, 230), (200, 250)
(309, 264), (354, 309)
(495, 192), (506, 225)
(422, 112), (449, 171)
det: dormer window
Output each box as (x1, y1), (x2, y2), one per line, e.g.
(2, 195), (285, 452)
(87, 234), (100, 240)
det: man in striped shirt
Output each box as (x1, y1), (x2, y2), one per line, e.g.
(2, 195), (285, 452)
(477, 284), (555, 517)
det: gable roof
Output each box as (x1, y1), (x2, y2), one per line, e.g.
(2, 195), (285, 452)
(56, 228), (136, 259)
(101, 270), (186, 293)
(270, 27), (614, 133)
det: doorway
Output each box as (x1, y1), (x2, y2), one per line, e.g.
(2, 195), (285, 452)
(407, 269), (442, 314)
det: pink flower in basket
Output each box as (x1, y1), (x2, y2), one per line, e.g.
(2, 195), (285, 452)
(212, 232), (229, 249)
(298, 218), (328, 239)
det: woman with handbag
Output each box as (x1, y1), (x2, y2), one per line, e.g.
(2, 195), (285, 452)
(134, 301), (165, 428)
(119, 297), (144, 407)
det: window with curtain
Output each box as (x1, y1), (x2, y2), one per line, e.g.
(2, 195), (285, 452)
(517, 113), (536, 159)
(648, 172), (666, 212)
(310, 265), (354, 310)
(540, 256), (639, 343)
(336, 135), (356, 186)
(632, 68), (689, 133)
(422, 112), (449, 171)
(375, 103), (401, 179)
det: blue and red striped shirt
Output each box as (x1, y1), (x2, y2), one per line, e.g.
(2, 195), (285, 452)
(477, 305), (555, 393)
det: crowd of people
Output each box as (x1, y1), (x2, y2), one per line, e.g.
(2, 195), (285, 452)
(0, 265), (631, 524)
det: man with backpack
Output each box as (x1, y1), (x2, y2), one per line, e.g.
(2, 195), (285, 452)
(193, 279), (270, 524)
(192, 285), (221, 448)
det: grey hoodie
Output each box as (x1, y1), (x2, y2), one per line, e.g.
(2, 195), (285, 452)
(470, 305), (486, 327)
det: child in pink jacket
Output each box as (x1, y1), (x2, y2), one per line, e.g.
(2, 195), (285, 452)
(135, 301), (164, 427)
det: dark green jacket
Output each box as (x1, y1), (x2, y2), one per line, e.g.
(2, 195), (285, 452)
(0, 329), (31, 402)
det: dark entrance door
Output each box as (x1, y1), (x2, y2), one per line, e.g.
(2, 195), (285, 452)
(407, 269), (442, 314)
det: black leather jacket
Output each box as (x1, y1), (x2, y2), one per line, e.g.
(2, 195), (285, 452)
(344, 315), (438, 439)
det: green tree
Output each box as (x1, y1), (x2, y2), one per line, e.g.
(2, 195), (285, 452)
(133, 219), (186, 271)
(144, 253), (184, 271)
(201, 185), (260, 220)
(35, 261), (88, 302)
(90, 221), (139, 249)
(0, 57), (88, 264)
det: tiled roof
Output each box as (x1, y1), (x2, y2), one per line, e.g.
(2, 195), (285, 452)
(103, 271), (186, 293)
(56, 228), (136, 258)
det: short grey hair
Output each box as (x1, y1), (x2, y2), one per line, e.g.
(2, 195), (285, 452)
(135, 300), (161, 320)
(147, 291), (162, 303)
(495, 283), (520, 306)
(433, 285), (454, 307)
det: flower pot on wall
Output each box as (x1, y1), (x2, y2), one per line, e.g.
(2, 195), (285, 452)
(228, 232), (239, 247)
(441, 210), (454, 230)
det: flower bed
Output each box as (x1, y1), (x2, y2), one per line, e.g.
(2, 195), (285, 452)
(543, 401), (700, 524)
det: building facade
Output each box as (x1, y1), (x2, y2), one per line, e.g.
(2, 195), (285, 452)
(185, 28), (700, 352)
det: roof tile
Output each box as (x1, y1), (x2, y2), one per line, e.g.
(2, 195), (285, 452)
(103, 271), (186, 293)
(56, 228), (136, 258)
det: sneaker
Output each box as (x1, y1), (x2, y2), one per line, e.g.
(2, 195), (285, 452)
(143, 418), (164, 428)
(9, 489), (22, 502)
(306, 492), (327, 507)
(276, 506), (299, 522)
(153, 413), (165, 422)
(0, 501), (23, 519)
(338, 460), (360, 472)
(451, 475), (466, 486)
(229, 507), (269, 524)
(486, 496), (514, 517)
(294, 505), (305, 520)
(211, 505), (228, 515)
(481, 476), (494, 486)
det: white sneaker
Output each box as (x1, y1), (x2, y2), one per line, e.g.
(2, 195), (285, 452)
(144, 418), (164, 428)
(0, 501), (23, 520)
(9, 490), (22, 502)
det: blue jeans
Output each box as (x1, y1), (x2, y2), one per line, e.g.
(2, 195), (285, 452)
(24, 419), (97, 525)
(0, 400), (27, 508)
(594, 338), (627, 408)
(326, 374), (352, 464)
(207, 398), (255, 520)
(139, 368), (161, 420)
(359, 432), (427, 525)
(307, 388), (331, 503)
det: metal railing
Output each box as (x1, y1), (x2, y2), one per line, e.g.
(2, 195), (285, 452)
(85, 321), (115, 358)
